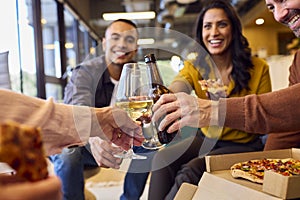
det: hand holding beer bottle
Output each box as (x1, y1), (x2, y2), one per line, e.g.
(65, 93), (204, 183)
(144, 54), (178, 145)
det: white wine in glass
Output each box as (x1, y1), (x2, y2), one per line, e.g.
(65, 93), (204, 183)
(114, 63), (153, 159)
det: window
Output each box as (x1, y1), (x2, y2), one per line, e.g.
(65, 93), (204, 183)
(41, 0), (63, 100)
(0, 0), (36, 95)
(64, 9), (77, 70)
(0, 0), (99, 101)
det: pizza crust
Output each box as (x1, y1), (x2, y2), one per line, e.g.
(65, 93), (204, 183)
(199, 79), (228, 94)
(231, 167), (263, 184)
(199, 79), (228, 100)
(230, 158), (300, 184)
(0, 121), (48, 182)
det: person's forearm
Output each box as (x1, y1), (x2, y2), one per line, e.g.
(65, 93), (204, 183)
(0, 176), (62, 200)
(0, 89), (89, 155)
(169, 80), (192, 94)
(219, 84), (300, 133)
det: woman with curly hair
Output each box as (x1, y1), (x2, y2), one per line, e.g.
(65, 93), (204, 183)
(148, 0), (271, 199)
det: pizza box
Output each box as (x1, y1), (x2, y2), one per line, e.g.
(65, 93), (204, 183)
(174, 172), (282, 200)
(174, 182), (198, 200)
(195, 148), (300, 200)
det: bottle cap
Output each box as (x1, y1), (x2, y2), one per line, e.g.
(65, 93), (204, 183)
(144, 54), (156, 63)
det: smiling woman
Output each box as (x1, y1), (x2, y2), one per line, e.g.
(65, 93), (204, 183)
(148, 0), (272, 199)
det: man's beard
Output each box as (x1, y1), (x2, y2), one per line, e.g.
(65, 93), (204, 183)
(293, 28), (300, 38)
(111, 57), (130, 66)
(282, 9), (300, 38)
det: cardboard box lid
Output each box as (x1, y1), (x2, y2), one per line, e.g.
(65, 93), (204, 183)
(263, 170), (300, 199)
(174, 182), (197, 200)
(204, 148), (300, 199)
(195, 172), (281, 200)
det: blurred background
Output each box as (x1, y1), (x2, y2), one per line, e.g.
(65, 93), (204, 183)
(0, 0), (296, 101)
(0, 1), (297, 199)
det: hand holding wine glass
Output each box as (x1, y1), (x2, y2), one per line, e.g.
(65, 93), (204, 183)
(114, 62), (153, 159)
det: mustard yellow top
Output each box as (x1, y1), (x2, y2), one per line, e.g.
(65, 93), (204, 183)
(172, 56), (272, 143)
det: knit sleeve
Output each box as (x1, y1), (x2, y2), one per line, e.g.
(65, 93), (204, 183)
(220, 84), (300, 133)
(0, 89), (90, 155)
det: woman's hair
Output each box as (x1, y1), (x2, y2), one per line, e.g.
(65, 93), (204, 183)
(194, 0), (253, 95)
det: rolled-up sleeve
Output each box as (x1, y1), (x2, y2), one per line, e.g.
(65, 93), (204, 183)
(0, 89), (91, 155)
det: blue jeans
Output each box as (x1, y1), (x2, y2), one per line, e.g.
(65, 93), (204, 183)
(50, 145), (154, 200)
(120, 146), (155, 200)
(49, 144), (97, 200)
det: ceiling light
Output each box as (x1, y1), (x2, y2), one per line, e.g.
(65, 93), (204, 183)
(41, 18), (47, 24)
(103, 11), (156, 21)
(137, 38), (155, 45)
(43, 44), (55, 50)
(65, 43), (74, 49)
(176, 0), (197, 4)
(255, 18), (264, 25)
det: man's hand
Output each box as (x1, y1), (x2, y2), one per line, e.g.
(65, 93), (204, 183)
(0, 175), (62, 200)
(93, 107), (144, 151)
(89, 137), (123, 169)
(152, 92), (212, 133)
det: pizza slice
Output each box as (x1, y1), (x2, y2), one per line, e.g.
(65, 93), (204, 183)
(199, 79), (228, 100)
(0, 121), (48, 182)
(230, 159), (266, 184)
(230, 158), (300, 184)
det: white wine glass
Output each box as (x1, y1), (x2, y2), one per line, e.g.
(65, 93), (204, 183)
(114, 63), (153, 159)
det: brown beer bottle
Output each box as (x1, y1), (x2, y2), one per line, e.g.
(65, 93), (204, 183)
(144, 53), (178, 144)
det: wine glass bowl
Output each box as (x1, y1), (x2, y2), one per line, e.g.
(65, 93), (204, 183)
(114, 63), (153, 159)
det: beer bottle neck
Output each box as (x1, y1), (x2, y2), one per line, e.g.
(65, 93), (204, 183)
(147, 62), (164, 85)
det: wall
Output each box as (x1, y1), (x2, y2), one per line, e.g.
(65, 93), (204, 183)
(239, 0), (295, 57)
(243, 25), (291, 57)
(58, 0), (101, 41)
(58, 0), (91, 23)
(60, 0), (295, 57)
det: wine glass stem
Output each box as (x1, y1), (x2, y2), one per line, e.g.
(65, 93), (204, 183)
(130, 134), (134, 151)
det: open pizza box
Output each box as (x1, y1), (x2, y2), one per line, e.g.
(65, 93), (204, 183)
(174, 148), (300, 200)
